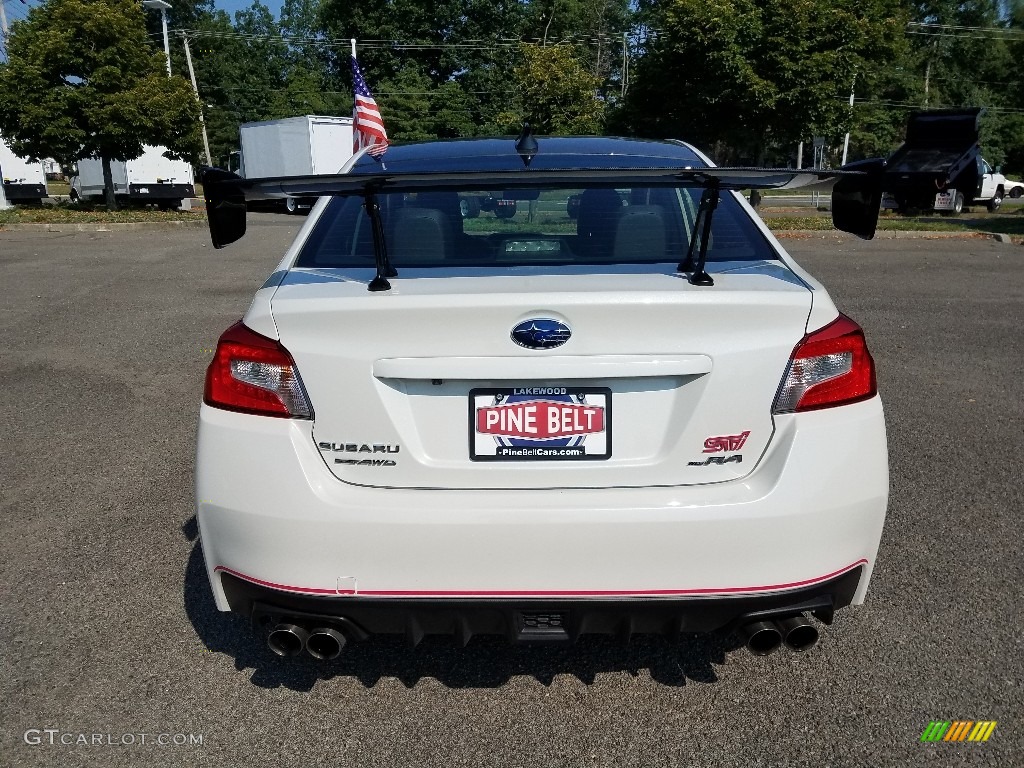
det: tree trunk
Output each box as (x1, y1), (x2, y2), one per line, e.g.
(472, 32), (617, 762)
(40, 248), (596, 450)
(749, 143), (768, 209)
(101, 155), (118, 211)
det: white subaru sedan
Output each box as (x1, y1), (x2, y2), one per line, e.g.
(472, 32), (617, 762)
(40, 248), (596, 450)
(197, 136), (888, 660)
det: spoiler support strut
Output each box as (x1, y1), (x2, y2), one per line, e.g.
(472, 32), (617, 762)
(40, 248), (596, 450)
(364, 191), (396, 292)
(678, 182), (720, 287)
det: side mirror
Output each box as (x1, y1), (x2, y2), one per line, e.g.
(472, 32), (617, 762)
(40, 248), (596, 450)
(995, 165), (1002, 174)
(832, 158), (885, 241)
(201, 167), (247, 249)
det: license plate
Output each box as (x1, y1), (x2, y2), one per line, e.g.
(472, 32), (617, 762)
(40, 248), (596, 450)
(469, 386), (612, 461)
(934, 191), (955, 210)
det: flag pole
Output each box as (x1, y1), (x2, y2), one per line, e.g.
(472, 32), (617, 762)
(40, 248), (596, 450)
(351, 38), (356, 59)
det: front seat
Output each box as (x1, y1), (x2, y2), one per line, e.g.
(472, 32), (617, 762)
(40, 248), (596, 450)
(614, 205), (666, 261)
(389, 207), (450, 264)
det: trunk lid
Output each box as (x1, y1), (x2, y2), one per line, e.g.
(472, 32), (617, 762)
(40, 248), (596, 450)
(270, 264), (810, 489)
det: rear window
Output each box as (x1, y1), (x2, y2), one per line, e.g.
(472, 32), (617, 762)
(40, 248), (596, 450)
(296, 185), (778, 269)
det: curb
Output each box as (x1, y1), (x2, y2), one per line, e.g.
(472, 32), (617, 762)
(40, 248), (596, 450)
(771, 229), (1013, 243)
(0, 220), (206, 233)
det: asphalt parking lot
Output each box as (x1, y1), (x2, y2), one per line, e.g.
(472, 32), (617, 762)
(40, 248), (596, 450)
(1, 217), (1021, 767)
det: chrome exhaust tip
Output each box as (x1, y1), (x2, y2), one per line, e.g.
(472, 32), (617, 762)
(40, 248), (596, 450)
(737, 620), (783, 656)
(776, 615), (820, 652)
(267, 623), (309, 657)
(306, 627), (347, 660)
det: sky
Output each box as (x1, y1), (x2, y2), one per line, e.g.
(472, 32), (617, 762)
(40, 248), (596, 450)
(0, 0), (284, 30)
(213, 0), (283, 20)
(0, 0), (282, 62)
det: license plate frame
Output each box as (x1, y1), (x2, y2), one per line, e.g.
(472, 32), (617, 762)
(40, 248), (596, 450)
(469, 386), (612, 462)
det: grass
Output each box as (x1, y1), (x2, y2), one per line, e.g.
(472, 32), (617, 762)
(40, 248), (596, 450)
(463, 213), (577, 234)
(0, 202), (206, 225)
(3, 198), (1022, 238)
(764, 212), (1024, 236)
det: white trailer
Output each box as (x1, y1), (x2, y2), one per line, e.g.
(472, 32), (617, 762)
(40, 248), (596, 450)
(70, 146), (194, 209)
(1, 135), (48, 205)
(233, 115), (354, 213)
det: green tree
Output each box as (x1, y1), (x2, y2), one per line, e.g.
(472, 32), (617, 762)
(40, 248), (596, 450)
(527, 0), (631, 97)
(623, 0), (907, 164)
(905, 1), (1018, 169)
(498, 44), (604, 134)
(376, 64), (434, 142)
(320, 0), (529, 139)
(141, 0), (213, 79)
(189, 1), (350, 166)
(0, 0), (201, 208)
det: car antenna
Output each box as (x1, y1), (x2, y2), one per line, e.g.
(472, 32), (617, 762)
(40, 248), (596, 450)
(363, 189), (397, 292)
(515, 123), (538, 167)
(677, 181), (718, 286)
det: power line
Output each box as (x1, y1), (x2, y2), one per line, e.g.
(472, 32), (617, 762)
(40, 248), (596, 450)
(849, 96), (1024, 115)
(907, 21), (1024, 36)
(175, 27), (629, 50)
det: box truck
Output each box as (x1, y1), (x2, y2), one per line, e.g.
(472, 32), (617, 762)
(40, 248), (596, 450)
(1, 135), (48, 205)
(230, 115), (354, 214)
(70, 145), (194, 209)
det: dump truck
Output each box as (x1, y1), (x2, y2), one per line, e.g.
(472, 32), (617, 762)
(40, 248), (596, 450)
(882, 108), (1006, 215)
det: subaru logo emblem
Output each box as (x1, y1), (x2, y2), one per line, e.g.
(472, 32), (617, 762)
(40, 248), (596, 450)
(511, 318), (571, 350)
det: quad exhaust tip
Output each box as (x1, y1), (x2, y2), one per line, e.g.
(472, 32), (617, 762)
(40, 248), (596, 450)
(738, 614), (821, 655)
(738, 621), (783, 656)
(776, 615), (820, 652)
(306, 627), (347, 660)
(266, 623), (348, 660)
(267, 623), (310, 657)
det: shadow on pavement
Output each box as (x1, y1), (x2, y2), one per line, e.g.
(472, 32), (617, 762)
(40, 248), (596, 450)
(182, 516), (741, 691)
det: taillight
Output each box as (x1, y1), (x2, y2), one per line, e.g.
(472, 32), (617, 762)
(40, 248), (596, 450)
(772, 314), (877, 413)
(204, 322), (313, 419)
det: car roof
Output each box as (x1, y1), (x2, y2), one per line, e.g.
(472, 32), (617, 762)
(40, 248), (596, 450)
(344, 136), (707, 177)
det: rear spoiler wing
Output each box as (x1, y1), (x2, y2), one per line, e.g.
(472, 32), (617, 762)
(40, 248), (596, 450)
(202, 159), (886, 249)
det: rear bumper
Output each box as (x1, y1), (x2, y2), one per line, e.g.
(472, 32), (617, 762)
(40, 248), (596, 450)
(126, 183), (193, 199)
(222, 565), (863, 644)
(196, 397), (888, 628)
(2, 182), (46, 201)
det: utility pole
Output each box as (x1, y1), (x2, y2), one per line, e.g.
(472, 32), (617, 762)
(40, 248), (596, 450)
(181, 33), (212, 165)
(0, 0), (12, 210)
(923, 39), (937, 108)
(621, 31), (628, 97)
(0, 160), (10, 210)
(841, 75), (856, 167)
(142, 0), (172, 77)
(923, 60), (930, 107)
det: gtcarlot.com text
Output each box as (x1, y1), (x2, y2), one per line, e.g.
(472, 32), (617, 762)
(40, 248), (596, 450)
(24, 729), (204, 746)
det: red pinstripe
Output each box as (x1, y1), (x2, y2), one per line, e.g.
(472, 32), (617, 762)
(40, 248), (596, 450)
(213, 559), (868, 598)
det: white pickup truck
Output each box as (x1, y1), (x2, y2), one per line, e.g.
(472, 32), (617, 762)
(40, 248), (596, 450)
(973, 158), (1007, 212)
(1003, 176), (1024, 199)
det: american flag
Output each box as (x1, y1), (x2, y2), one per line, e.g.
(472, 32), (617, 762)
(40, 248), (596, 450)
(351, 56), (389, 157)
